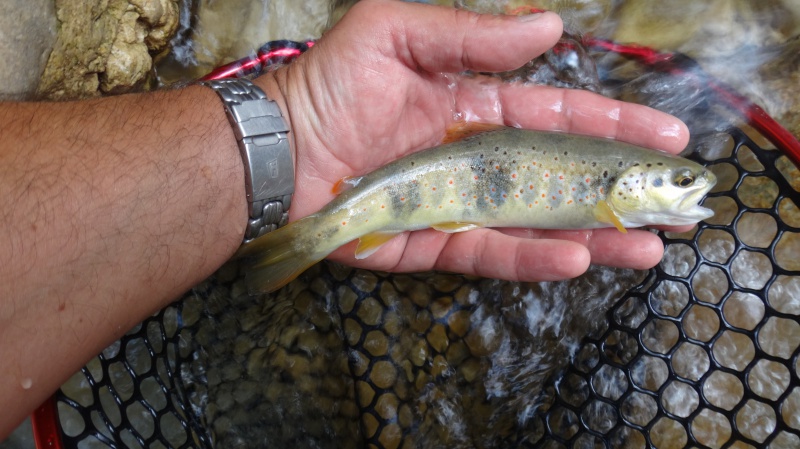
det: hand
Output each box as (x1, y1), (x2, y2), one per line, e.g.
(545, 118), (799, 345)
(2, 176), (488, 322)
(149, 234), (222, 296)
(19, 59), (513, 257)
(256, 0), (691, 282)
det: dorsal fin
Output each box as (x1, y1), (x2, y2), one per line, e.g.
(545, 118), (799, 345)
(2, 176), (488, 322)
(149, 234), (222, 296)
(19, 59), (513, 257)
(442, 121), (504, 144)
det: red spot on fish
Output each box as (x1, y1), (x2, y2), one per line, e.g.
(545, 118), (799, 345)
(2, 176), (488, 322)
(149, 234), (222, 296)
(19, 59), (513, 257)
(511, 173), (517, 179)
(552, 196), (556, 200)
(528, 203), (533, 208)
(585, 178), (591, 183)
(545, 173), (550, 178)
(400, 197), (405, 201)
(491, 187), (496, 192)
(532, 162), (537, 166)
(450, 200), (454, 203)
(417, 204), (422, 208)
(432, 187), (437, 191)
(490, 199), (494, 203)
(515, 194), (519, 198)
(558, 190), (563, 195)
(572, 187), (576, 191)
(474, 195), (478, 199)
(462, 193), (467, 197)
(449, 180), (454, 185)
(529, 184), (534, 190)
(342, 221), (347, 226)
(495, 165), (500, 170)
(541, 194), (546, 198)
(599, 187), (605, 194)
(559, 175), (564, 180)
(502, 194), (507, 198)
(567, 200), (573, 204)
(381, 205), (385, 208)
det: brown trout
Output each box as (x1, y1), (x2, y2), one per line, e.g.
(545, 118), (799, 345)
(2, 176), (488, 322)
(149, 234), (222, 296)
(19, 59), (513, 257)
(237, 127), (716, 293)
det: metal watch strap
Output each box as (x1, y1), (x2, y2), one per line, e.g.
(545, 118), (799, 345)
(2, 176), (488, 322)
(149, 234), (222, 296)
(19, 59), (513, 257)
(201, 78), (294, 243)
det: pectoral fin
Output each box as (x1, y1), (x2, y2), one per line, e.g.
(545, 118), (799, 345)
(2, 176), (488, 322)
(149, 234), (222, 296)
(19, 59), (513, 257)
(431, 222), (482, 233)
(594, 200), (628, 234)
(355, 232), (401, 259)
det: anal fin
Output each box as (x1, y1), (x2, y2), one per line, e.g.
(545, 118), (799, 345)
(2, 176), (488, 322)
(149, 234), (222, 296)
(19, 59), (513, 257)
(431, 222), (482, 233)
(594, 200), (628, 234)
(355, 232), (401, 259)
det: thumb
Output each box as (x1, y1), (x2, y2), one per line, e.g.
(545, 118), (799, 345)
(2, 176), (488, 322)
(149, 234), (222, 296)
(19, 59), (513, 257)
(339, 0), (564, 74)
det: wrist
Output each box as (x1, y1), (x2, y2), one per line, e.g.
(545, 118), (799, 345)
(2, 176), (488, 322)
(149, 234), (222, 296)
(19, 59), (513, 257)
(203, 76), (295, 242)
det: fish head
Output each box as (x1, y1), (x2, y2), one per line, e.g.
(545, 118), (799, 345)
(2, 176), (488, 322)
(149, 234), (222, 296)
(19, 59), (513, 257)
(608, 156), (717, 227)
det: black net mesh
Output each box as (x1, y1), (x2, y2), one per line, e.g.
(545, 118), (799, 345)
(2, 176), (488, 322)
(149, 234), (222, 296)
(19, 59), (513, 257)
(51, 46), (800, 449)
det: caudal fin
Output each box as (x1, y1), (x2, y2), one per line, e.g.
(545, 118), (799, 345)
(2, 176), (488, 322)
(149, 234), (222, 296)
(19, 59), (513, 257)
(234, 215), (323, 294)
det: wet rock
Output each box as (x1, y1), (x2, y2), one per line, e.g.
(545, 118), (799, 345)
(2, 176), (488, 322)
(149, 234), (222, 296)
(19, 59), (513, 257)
(0, 0), (57, 100)
(37, 0), (180, 99)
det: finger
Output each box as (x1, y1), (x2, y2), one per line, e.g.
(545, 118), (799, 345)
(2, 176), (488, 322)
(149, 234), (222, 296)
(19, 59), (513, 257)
(434, 228), (592, 282)
(500, 85), (690, 154)
(452, 79), (690, 154)
(497, 227), (666, 269)
(343, 0), (564, 73)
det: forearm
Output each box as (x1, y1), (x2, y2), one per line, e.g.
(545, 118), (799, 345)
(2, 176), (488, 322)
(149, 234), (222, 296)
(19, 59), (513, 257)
(0, 83), (250, 435)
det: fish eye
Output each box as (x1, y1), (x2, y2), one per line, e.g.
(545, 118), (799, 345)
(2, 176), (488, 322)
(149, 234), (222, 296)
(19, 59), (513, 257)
(675, 175), (695, 187)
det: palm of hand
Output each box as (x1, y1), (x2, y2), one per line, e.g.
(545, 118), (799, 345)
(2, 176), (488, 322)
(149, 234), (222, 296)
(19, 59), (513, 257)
(266, 0), (692, 282)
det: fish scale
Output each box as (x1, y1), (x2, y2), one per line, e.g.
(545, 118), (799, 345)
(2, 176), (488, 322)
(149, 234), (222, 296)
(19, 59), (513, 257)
(236, 127), (716, 293)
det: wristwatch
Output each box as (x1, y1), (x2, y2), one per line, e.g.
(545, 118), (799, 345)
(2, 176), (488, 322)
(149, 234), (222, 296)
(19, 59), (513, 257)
(201, 78), (294, 243)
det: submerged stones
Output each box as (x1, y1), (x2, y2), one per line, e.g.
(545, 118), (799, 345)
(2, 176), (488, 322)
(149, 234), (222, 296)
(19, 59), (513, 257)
(181, 260), (644, 448)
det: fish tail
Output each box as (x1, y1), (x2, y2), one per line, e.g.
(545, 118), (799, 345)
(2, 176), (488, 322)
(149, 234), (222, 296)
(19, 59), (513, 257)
(234, 215), (325, 294)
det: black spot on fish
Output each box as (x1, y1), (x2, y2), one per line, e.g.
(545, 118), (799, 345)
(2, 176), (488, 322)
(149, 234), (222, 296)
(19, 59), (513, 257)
(653, 178), (664, 187)
(564, 151), (568, 155)
(618, 161), (624, 168)
(554, 156), (558, 161)
(603, 170), (608, 178)
(582, 160), (586, 165)
(480, 154), (484, 158)
(448, 156), (452, 160)
(657, 162), (664, 166)
(494, 146), (499, 152)
(633, 163), (640, 167)
(411, 161), (415, 166)
(503, 150), (507, 155)
(646, 163), (652, 167)
(592, 162), (597, 167)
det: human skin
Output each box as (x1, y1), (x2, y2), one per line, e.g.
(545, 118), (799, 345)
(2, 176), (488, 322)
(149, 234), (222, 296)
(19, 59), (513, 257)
(0, 0), (690, 438)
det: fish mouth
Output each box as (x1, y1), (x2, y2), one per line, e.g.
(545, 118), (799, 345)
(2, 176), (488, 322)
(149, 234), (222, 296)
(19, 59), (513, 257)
(676, 178), (716, 223)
